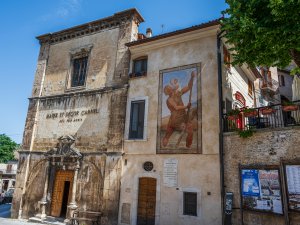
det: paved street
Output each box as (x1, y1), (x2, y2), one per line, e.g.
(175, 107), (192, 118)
(0, 218), (43, 225)
(0, 204), (43, 224)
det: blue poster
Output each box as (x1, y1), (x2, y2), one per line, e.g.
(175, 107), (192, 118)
(241, 169), (260, 197)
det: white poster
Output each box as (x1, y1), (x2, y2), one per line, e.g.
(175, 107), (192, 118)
(163, 158), (178, 187)
(286, 165), (300, 211)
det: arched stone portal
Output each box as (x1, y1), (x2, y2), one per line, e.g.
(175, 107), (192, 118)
(38, 135), (82, 222)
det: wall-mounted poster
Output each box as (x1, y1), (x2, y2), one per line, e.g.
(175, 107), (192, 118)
(285, 165), (300, 212)
(157, 64), (201, 154)
(241, 169), (283, 215)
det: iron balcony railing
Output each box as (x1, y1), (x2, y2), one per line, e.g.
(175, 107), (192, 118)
(0, 169), (17, 175)
(223, 101), (300, 132)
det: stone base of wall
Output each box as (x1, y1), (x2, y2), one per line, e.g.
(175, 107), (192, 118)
(12, 152), (121, 225)
(224, 127), (300, 225)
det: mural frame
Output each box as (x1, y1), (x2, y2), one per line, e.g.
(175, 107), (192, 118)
(157, 63), (202, 154)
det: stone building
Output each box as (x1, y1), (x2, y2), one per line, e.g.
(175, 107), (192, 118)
(12, 7), (300, 225)
(0, 161), (18, 193)
(12, 9), (144, 225)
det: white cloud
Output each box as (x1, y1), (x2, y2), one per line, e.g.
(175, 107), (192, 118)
(56, 0), (81, 18)
(41, 0), (82, 21)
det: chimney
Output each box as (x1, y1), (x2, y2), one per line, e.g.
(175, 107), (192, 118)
(146, 28), (152, 38)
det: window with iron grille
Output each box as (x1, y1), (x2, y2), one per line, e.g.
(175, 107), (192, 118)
(183, 192), (197, 216)
(132, 57), (147, 77)
(129, 100), (145, 139)
(71, 56), (88, 87)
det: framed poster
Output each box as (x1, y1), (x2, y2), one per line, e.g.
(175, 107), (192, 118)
(284, 164), (300, 212)
(157, 63), (201, 154)
(240, 168), (283, 215)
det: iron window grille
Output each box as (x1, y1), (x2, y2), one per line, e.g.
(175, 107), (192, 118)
(143, 161), (154, 172)
(183, 192), (197, 216)
(71, 56), (88, 87)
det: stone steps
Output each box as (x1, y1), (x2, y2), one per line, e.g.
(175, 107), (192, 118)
(28, 216), (66, 225)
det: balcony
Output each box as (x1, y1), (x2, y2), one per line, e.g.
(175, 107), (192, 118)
(0, 169), (17, 175)
(260, 78), (279, 93)
(223, 101), (300, 132)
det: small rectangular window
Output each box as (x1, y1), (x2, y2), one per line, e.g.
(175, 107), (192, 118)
(132, 57), (147, 77)
(183, 192), (197, 216)
(71, 56), (88, 87)
(248, 80), (253, 96)
(129, 100), (145, 139)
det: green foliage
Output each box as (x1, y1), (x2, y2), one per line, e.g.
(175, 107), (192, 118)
(282, 100), (296, 106)
(227, 108), (240, 116)
(221, 0), (300, 70)
(242, 107), (256, 113)
(238, 128), (254, 138)
(0, 134), (19, 163)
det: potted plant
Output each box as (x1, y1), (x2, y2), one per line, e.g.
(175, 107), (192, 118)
(227, 109), (240, 120)
(242, 107), (258, 117)
(282, 101), (298, 112)
(260, 106), (276, 115)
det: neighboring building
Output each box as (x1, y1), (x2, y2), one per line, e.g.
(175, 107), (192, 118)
(12, 9), (144, 225)
(257, 66), (281, 106)
(222, 52), (300, 225)
(278, 68), (294, 101)
(0, 161), (18, 193)
(222, 45), (261, 111)
(120, 20), (222, 225)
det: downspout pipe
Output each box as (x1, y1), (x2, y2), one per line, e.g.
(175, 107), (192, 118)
(217, 30), (225, 225)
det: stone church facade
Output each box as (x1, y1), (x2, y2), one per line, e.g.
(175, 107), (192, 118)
(12, 9), (144, 225)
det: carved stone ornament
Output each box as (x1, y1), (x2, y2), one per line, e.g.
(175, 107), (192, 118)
(45, 135), (82, 159)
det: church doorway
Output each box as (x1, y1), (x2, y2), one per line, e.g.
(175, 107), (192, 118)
(50, 170), (74, 217)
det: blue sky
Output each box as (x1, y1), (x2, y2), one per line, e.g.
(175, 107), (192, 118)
(0, 0), (226, 143)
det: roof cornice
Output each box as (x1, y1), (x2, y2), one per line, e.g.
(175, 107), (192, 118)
(128, 24), (220, 54)
(126, 19), (220, 48)
(36, 8), (144, 45)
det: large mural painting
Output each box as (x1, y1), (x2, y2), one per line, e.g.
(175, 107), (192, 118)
(157, 64), (201, 154)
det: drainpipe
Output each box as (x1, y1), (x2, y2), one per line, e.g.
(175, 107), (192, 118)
(217, 30), (225, 225)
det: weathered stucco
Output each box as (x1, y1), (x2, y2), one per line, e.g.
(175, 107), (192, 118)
(224, 127), (300, 225)
(12, 9), (142, 225)
(120, 27), (222, 225)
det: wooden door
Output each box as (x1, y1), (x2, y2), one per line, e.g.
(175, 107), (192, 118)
(137, 177), (156, 225)
(50, 170), (74, 217)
